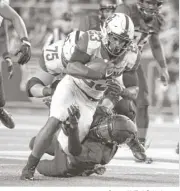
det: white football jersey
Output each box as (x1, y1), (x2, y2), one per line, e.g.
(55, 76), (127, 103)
(72, 30), (139, 100)
(42, 30), (84, 76)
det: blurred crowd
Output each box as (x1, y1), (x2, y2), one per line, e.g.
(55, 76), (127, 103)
(2, 0), (179, 119)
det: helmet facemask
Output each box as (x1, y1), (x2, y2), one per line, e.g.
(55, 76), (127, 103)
(107, 32), (132, 57)
(99, 5), (116, 21)
(99, 0), (117, 21)
(101, 13), (134, 57)
(137, 0), (163, 18)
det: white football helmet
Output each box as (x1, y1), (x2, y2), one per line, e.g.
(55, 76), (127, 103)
(101, 13), (134, 57)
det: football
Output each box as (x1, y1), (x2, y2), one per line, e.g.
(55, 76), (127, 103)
(86, 58), (114, 77)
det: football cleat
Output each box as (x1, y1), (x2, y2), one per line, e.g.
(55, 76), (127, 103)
(20, 165), (35, 180)
(127, 137), (149, 162)
(0, 108), (15, 129)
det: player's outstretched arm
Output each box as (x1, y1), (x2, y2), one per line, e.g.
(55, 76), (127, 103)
(0, 3), (31, 65)
(0, 3), (28, 39)
(26, 69), (54, 98)
(149, 33), (169, 85)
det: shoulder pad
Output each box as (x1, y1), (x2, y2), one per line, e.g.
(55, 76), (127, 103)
(86, 30), (102, 55)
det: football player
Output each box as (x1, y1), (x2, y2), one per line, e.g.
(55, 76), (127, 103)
(20, 13), (140, 180)
(79, 0), (117, 32)
(115, 0), (169, 146)
(28, 105), (146, 177)
(26, 30), (84, 98)
(0, 1), (31, 129)
(44, 11), (73, 48)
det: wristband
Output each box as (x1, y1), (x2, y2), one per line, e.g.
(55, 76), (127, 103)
(43, 87), (52, 96)
(21, 37), (31, 47)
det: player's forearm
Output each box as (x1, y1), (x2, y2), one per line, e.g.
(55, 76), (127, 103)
(68, 128), (82, 156)
(26, 77), (52, 97)
(149, 34), (167, 69)
(29, 84), (52, 98)
(3, 20), (9, 54)
(120, 86), (139, 100)
(0, 4), (28, 39)
(65, 62), (103, 80)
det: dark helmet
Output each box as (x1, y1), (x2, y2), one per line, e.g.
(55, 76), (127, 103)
(99, 0), (117, 21)
(89, 114), (137, 145)
(137, 0), (163, 17)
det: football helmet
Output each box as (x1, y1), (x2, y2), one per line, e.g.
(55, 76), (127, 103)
(137, 0), (163, 17)
(89, 114), (137, 145)
(101, 13), (134, 57)
(99, 0), (117, 21)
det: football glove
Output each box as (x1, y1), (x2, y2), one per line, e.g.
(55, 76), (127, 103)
(15, 37), (31, 65)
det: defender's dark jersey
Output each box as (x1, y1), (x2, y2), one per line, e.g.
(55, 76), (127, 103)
(115, 4), (163, 52)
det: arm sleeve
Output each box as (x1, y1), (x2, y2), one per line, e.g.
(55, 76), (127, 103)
(69, 32), (91, 64)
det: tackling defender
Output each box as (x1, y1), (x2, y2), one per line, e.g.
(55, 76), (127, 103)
(0, 1), (31, 129)
(21, 13), (140, 180)
(115, 0), (169, 146)
(28, 105), (145, 177)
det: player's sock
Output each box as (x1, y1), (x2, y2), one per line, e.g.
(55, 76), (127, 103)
(20, 153), (40, 180)
(136, 106), (149, 146)
(0, 71), (5, 107)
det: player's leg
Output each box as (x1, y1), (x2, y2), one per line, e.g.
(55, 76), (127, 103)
(37, 139), (69, 177)
(20, 76), (75, 180)
(136, 65), (149, 146)
(58, 85), (98, 155)
(0, 57), (14, 129)
(29, 134), (58, 156)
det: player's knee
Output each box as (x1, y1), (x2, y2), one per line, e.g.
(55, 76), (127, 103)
(26, 77), (45, 97)
(43, 117), (61, 137)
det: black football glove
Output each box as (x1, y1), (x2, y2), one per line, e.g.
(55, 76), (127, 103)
(15, 37), (31, 65)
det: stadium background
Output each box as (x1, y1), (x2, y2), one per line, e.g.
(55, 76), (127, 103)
(1, 0), (179, 121)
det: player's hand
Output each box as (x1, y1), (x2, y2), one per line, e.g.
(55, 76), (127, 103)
(160, 68), (169, 86)
(106, 79), (124, 97)
(5, 58), (14, 79)
(15, 37), (31, 65)
(43, 96), (52, 108)
(67, 105), (80, 129)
